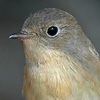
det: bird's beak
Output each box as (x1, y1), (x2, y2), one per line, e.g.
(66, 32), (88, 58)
(9, 31), (33, 39)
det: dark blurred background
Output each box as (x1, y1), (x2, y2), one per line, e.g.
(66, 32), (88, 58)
(0, 0), (100, 100)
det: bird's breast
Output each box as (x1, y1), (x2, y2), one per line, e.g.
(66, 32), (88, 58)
(23, 54), (73, 100)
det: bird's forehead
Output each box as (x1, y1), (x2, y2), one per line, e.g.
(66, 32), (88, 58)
(22, 8), (74, 30)
(28, 8), (72, 22)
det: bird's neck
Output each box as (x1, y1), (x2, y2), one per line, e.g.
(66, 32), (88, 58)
(23, 40), (64, 67)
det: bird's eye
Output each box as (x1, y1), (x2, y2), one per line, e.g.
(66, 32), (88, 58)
(47, 26), (58, 37)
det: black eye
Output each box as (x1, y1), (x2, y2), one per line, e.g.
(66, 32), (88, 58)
(47, 26), (58, 37)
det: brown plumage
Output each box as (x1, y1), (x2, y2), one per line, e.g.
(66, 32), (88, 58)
(10, 8), (100, 100)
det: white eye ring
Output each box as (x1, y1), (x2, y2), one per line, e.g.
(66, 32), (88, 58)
(47, 26), (59, 37)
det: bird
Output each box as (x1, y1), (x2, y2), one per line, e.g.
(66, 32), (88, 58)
(9, 8), (100, 100)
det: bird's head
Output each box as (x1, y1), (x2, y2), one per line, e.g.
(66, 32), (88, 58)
(9, 8), (90, 60)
